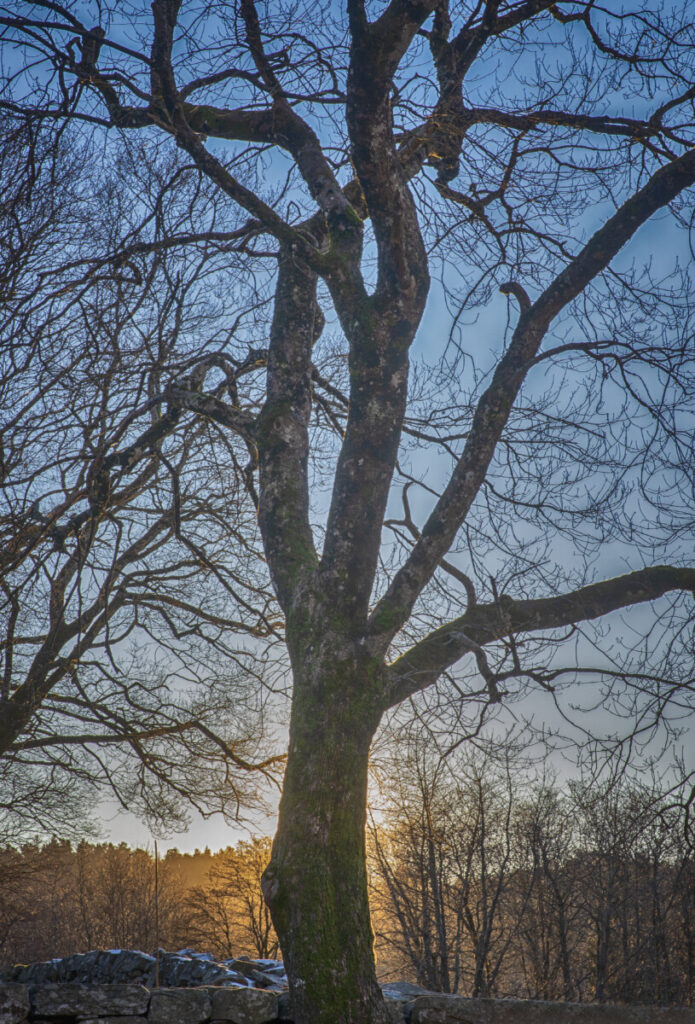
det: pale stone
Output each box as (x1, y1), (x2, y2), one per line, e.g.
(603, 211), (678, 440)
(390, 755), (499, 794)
(148, 987), (211, 1024)
(2, 950), (251, 989)
(0, 984), (30, 1024)
(224, 962), (281, 989)
(383, 982), (433, 1000)
(32, 984), (149, 1018)
(209, 986), (278, 1023)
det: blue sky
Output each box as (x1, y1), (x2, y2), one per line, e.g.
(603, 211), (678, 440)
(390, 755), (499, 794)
(3, 0), (694, 851)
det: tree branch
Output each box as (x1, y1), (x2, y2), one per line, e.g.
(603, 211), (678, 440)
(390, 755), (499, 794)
(369, 144), (695, 642)
(385, 566), (695, 708)
(256, 245), (321, 612)
(315, 0), (436, 620)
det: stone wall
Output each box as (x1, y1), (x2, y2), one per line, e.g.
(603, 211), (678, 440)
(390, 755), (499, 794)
(2, 984), (695, 1024)
(0, 951), (287, 990)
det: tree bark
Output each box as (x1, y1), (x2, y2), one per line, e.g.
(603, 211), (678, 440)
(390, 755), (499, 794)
(262, 649), (389, 1024)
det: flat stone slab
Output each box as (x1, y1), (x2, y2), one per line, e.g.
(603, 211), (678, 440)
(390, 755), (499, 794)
(79, 1018), (147, 1024)
(32, 984), (149, 1018)
(148, 987), (211, 1024)
(383, 982), (433, 1001)
(224, 962), (280, 989)
(411, 996), (695, 1024)
(0, 983), (30, 1024)
(208, 986), (278, 1023)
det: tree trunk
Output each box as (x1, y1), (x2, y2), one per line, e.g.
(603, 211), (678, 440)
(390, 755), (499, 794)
(262, 659), (389, 1024)
(595, 905), (611, 1002)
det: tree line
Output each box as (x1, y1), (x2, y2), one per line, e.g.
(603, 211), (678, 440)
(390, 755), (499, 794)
(2, 765), (693, 1007)
(369, 748), (695, 1006)
(0, 836), (276, 968)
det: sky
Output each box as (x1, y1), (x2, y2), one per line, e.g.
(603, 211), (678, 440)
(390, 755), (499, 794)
(3, 0), (694, 854)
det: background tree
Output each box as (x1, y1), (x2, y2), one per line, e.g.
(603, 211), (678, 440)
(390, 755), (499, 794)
(4, 783), (694, 1004)
(1, 2), (695, 1022)
(510, 782), (582, 1001)
(370, 753), (695, 1004)
(370, 736), (529, 996)
(0, 110), (283, 838)
(0, 840), (189, 966)
(185, 836), (278, 959)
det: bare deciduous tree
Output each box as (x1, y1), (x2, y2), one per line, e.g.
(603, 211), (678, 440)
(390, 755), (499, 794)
(185, 836), (278, 960)
(0, 112), (283, 837)
(1, 2), (695, 1020)
(370, 736), (537, 997)
(0, 840), (188, 966)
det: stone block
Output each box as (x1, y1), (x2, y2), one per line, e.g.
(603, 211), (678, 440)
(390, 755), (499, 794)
(148, 987), (211, 1024)
(0, 984), (30, 1024)
(209, 987), (278, 1023)
(79, 1018), (147, 1024)
(220, 962), (279, 990)
(384, 983), (433, 1001)
(276, 991), (293, 1021)
(32, 984), (150, 1018)
(410, 996), (695, 1024)
(411, 995), (475, 1024)
(384, 1001), (408, 1023)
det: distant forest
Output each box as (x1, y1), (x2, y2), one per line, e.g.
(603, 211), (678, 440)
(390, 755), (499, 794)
(2, 763), (693, 1006)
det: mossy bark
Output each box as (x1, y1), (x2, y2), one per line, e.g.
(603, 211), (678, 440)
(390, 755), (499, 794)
(262, 656), (390, 1024)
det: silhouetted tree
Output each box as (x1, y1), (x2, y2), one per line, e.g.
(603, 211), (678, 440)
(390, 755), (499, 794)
(2, 3), (695, 1020)
(0, 840), (189, 966)
(511, 784), (582, 1001)
(370, 739), (530, 996)
(0, 111), (282, 838)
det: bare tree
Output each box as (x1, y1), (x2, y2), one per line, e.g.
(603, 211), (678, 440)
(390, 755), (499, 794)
(1, 2), (695, 1021)
(371, 756), (695, 1005)
(0, 840), (189, 967)
(185, 836), (278, 959)
(370, 737), (534, 996)
(511, 783), (583, 1001)
(0, 111), (285, 838)
(370, 741), (462, 993)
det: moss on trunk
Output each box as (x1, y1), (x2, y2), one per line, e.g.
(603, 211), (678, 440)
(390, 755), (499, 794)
(263, 659), (389, 1024)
